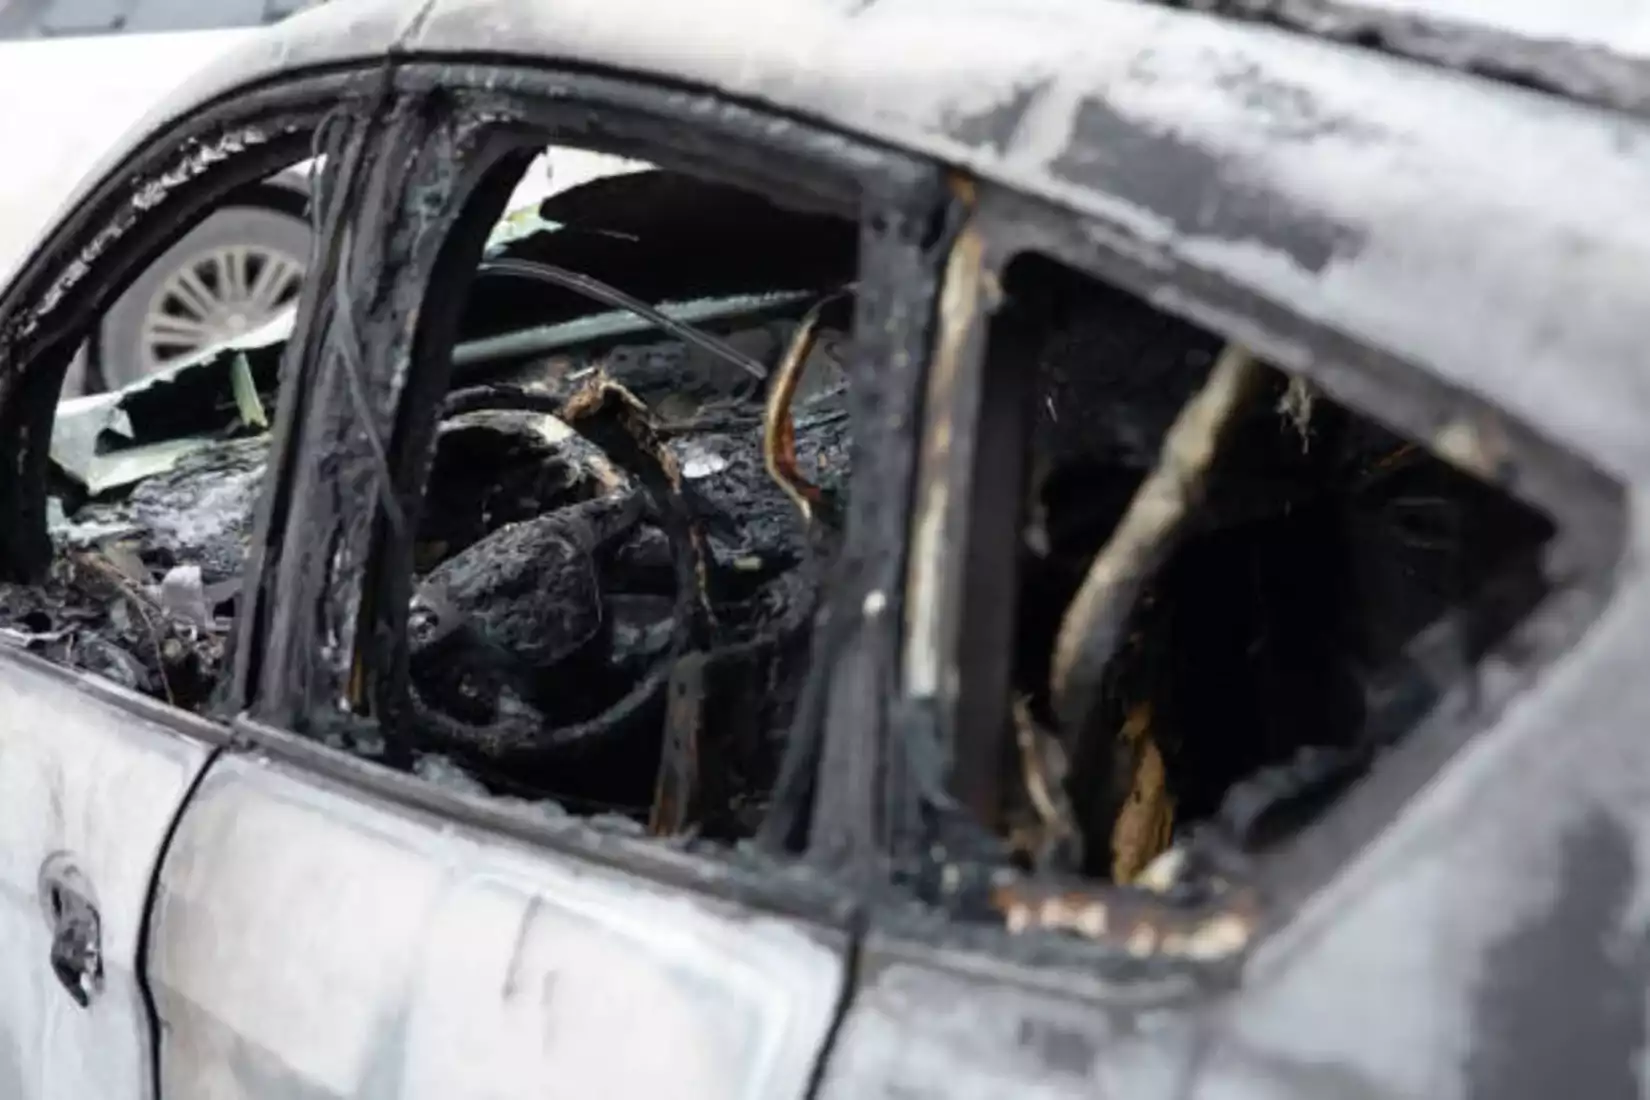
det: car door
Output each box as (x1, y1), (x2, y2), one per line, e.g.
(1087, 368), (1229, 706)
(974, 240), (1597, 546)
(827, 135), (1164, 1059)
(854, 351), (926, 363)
(0, 650), (221, 1100)
(0, 63), (383, 1100)
(141, 60), (957, 1099)
(808, 32), (1633, 1099)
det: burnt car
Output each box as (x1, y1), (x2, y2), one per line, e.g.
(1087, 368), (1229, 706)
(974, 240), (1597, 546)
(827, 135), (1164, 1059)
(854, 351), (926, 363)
(0, 0), (1642, 1097)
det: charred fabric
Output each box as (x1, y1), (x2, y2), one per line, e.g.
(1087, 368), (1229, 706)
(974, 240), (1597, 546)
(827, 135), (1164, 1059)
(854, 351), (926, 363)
(0, 169), (1554, 933)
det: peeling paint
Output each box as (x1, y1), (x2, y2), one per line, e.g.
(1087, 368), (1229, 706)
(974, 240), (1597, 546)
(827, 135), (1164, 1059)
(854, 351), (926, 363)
(944, 78), (1052, 155)
(23, 127), (275, 344)
(1049, 97), (1364, 274)
(0, 4), (1647, 1098)
(131, 127), (271, 211)
(1151, 0), (1650, 120)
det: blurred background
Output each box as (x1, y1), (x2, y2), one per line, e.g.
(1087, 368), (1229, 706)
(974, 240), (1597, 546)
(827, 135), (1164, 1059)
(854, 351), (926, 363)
(0, 0), (331, 394)
(0, 0), (322, 37)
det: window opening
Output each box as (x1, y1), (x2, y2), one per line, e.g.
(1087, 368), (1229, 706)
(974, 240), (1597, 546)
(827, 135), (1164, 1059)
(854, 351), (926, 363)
(374, 142), (862, 845)
(0, 96), (869, 864)
(0, 129), (322, 710)
(917, 251), (1562, 950)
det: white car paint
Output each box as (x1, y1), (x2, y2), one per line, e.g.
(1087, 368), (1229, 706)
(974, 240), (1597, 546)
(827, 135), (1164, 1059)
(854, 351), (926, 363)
(0, 28), (261, 291)
(0, 651), (216, 1100)
(0, 23), (638, 300)
(147, 750), (846, 1100)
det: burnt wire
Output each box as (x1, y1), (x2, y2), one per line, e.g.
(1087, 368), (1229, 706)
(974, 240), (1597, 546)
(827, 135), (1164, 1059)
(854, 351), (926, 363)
(306, 106), (349, 209)
(305, 104), (408, 540)
(763, 288), (855, 527)
(330, 225), (408, 537)
(476, 258), (772, 382)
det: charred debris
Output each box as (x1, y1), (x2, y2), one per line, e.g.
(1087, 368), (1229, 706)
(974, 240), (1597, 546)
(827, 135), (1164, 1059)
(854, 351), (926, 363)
(1, 169), (1556, 951)
(12, 167), (861, 842)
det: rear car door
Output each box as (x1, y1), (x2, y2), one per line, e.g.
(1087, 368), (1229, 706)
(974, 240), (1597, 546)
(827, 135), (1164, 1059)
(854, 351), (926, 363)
(0, 65), (382, 1100)
(806, 11), (1636, 1099)
(142, 61), (955, 1098)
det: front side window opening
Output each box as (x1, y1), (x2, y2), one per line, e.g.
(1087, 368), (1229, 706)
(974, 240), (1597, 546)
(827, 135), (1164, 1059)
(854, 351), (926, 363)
(0, 122), (331, 711)
(386, 140), (861, 845)
(910, 251), (1563, 953)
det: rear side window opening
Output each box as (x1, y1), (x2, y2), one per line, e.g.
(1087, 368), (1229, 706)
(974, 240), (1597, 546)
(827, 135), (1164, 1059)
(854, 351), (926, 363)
(898, 229), (1623, 959)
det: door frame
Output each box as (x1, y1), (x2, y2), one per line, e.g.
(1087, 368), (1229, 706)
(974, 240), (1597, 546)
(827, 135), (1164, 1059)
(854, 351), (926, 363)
(237, 59), (961, 908)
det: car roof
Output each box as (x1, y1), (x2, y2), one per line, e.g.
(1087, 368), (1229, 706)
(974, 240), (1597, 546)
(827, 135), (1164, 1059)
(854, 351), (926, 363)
(0, 0), (314, 38)
(1143, 0), (1650, 117)
(30, 0), (1650, 486)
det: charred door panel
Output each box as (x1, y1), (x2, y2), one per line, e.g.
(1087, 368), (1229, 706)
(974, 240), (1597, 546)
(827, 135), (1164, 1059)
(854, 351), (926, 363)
(145, 751), (846, 1100)
(0, 650), (213, 1100)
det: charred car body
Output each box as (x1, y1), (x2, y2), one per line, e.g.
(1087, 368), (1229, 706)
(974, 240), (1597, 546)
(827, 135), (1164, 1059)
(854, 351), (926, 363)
(0, 0), (1642, 1098)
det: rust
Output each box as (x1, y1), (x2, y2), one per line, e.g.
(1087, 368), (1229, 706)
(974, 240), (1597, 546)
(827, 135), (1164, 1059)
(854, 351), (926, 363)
(649, 654), (707, 836)
(762, 298), (833, 524)
(563, 376), (731, 833)
(1110, 702), (1175, 884)
(563, 374), (716, 624)
(990, 874), (1261, 961)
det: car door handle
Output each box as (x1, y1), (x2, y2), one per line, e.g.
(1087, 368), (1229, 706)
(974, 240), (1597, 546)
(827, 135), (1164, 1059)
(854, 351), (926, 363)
(39, 854), (103, 1008)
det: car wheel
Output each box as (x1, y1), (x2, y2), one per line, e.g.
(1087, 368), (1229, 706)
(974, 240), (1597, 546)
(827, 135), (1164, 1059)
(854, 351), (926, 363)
(99, 206), (310, 387)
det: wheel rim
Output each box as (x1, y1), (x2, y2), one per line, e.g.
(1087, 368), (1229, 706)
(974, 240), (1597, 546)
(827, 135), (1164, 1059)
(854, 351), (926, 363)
(139, 243), (306, 372)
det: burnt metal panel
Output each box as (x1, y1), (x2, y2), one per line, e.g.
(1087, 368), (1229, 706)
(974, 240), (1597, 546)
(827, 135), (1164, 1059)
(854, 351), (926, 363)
(1, 3), (1648, 1097)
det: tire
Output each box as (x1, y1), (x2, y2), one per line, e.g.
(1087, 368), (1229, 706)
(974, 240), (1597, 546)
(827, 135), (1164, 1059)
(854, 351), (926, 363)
(99, 206), (311, 388)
